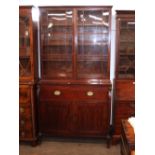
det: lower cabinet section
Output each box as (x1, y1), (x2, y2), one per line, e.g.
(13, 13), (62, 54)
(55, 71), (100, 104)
(114, 101), (135, 137)
(39, 84), (111, 138)
(113, 80), (135, 141)
(19, 84), (38, 144)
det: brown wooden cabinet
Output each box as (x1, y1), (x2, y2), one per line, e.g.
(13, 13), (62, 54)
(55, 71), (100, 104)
(113, 11), (135, 141)
(39, 84), (110, 137)
(38, 6), (112, 139)
(19, 6), (38, 145)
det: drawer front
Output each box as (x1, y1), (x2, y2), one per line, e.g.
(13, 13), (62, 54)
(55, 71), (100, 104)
(40, 85), (109, 101)
(73, 86), (109, 100)
(40, 85), (74, 100)
(19, 105), (31, 119)
(19, 129), (33, 139)
(19, 118), (32, 130)
(115, 80), (135, 101)
(19, 85), (31, 104)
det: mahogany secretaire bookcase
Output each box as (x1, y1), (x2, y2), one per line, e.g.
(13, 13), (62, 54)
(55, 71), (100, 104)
(38, 6), (112, 140)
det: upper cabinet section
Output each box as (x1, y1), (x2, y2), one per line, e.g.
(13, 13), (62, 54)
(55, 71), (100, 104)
(19, 7), (38, 82)
(115, 11), (135, 79)
(40, 7), (112, 81)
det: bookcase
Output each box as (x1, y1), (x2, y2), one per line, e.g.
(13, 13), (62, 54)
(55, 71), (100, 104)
(19, 6), (38, 145)
(38, 6), (112, 139)
(113, 10), (135, 141)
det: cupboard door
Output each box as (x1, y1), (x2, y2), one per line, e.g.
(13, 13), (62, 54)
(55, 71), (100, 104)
(117, 16), (135, 79)
(40, 9), (73, 79)
(77, 9), (111, 79)
(74, 101), (108, 137)
(19, 9), (32, 78)
(39, 101), (71, 135)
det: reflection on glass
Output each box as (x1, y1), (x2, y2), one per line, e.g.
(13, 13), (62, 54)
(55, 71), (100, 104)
(77, 9), (110, 79)
(19, 14), (31, 77)
(118, 20), (135, 78)
(41, 10), (73, 79)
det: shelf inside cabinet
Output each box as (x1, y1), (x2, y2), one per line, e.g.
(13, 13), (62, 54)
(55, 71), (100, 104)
(41, 54), (72, 61)
(42, 61), (72, 78)
(77, 73), (107, 79)
(77, 55), (108, 62)
(43, 41), (72, 46)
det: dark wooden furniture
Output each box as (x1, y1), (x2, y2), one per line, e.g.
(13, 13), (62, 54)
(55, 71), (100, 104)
(113, 11), (135, 141)
(120, 120), (135, 155)
(19, 6), (38, 145)
(38, 6), (112, 140)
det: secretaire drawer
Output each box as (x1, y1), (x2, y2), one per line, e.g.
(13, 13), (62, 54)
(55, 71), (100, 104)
(40, 85), (109, 100)
(40, 85), (74, 100)
(73, 86), (109, 100)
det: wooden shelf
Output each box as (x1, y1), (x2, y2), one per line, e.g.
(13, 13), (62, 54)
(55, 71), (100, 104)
(120, 53), (134, 56)
(41, 54), (72, 61)
(78, 23), (109, 27)
(41, 23), (72, 27)
(78, 32), (109, 35)
(77, 73), (107, 79)
(77, 55), (108, 62)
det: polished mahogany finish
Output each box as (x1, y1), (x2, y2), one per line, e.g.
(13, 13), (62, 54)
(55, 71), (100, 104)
(19, 6), (38, 145)
(113, 11), (135, 141)
(38, 84), (111, 137)
(19, 84), (38, 144)
(120, 120), (135, 155)
(38, 6), (112, 139)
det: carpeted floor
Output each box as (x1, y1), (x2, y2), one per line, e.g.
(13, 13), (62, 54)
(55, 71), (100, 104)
(20, 138), (120, 155)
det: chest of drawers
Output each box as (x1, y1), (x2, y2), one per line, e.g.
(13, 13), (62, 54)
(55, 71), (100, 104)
(19, 84), (38, 145)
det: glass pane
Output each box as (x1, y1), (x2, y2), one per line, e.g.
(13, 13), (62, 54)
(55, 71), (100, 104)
(19, 14), (31, 77)
(41, 9), (73, 79)
(77, 9), (110, 79)
(118, 19), (135, 78)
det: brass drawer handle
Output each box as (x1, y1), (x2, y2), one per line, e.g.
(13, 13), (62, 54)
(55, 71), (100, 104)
(86, 91), (94, 96)
(53, 90), (61, 96)
(20, 107), (24, 113)
(133, 82), (135, 85)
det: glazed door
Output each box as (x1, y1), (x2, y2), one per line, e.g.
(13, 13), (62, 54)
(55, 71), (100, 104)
(40, 9), (73, 79)
(76, 9), (111, 79)
(19, 9), (32, 80)
(117, 17), (135, 79)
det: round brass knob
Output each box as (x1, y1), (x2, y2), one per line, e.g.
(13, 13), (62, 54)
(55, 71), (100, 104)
(86, 91), (94, 96)
(53, 90), (61, 96)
